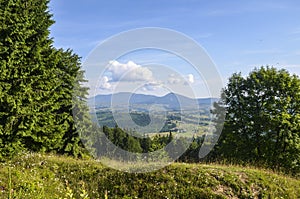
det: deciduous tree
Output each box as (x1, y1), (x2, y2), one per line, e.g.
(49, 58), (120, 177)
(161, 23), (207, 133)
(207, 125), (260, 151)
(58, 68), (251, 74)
(212, 66), (300, 173)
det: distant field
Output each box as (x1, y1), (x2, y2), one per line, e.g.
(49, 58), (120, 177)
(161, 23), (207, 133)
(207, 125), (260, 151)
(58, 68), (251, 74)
(95, 108), (212, 137)
(0, 153), (299, 198)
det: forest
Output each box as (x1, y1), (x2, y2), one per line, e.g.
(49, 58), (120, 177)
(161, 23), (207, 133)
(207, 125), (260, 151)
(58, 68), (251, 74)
(0, 0), (299, 198)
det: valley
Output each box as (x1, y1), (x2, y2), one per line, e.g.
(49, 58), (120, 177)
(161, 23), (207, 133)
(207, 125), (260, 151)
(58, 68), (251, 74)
(90, 92), (215, 137)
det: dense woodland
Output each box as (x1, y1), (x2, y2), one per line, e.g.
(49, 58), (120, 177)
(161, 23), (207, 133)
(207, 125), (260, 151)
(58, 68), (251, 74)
(0, 0), (299, 176)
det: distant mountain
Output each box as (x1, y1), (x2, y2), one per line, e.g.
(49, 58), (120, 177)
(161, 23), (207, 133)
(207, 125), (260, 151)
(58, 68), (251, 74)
(89, 92), (219, 110)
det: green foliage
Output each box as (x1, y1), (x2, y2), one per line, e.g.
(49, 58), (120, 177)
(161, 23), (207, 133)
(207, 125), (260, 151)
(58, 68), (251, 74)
(179, 136), (205, 162)
(211, 66), (300, 174)
(91, 125), (206, 163)
(55, 49), (92, 158)
(98, 126), (177, 155)
(0, 0), (91, 158)
(0, 153), (299, 198)
(0, 0), (55, 157)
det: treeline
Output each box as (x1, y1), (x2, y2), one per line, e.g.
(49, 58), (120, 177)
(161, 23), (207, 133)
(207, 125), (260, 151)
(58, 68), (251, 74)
(91, 125), (205, 162)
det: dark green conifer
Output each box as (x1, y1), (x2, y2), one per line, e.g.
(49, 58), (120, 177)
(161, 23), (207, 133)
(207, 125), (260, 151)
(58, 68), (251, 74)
(0, 0), (91, 158)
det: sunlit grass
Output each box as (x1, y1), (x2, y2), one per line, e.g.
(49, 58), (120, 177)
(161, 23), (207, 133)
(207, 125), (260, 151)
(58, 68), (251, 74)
(0, 153), (299, 198)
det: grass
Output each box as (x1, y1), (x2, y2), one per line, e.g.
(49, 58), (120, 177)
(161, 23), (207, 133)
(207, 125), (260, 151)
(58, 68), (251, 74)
(0, 153), (299, 198)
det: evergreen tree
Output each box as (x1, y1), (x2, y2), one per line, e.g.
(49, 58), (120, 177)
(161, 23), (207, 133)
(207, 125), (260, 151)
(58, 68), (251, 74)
(0, 0), (91, 158)
(55, 49), (92, 157)
(140, 135), (152, 153)
(0, 0), (56, 156)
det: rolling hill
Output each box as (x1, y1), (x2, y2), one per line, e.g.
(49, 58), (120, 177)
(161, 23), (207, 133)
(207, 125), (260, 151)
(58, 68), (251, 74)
(90, 92), (218, 110)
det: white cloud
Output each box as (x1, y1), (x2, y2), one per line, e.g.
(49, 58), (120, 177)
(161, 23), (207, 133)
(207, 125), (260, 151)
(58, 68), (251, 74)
(187, 74), (194, 83)
(167, 73), (195, 85)
(142, 82), (162, 91)
(108, 60), (153, 82)
(99, 76), (112, 90)
(167, 74), (182, 84)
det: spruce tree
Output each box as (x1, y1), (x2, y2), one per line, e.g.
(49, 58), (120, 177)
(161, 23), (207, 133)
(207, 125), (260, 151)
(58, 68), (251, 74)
(55, 49), (92, 157)
(0, 0), (91, 158)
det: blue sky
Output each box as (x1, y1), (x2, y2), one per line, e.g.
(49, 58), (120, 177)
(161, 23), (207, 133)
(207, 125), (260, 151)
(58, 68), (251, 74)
(49, 0), (300, 97)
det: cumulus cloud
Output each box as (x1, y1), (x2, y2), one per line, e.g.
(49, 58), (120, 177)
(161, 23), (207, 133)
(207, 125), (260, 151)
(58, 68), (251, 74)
(99, 76), (112, 90)
(108, 60), (153, 82)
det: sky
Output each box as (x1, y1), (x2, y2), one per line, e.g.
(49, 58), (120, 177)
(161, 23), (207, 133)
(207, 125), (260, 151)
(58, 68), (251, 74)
(49, 0), (300, 98)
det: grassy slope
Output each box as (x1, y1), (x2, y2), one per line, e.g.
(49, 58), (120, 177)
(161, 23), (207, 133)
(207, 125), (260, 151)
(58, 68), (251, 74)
(0, 153), (299, 199)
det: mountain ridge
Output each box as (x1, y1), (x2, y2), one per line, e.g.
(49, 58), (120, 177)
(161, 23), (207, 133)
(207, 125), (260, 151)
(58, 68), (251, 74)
(89, 92), (219, 110)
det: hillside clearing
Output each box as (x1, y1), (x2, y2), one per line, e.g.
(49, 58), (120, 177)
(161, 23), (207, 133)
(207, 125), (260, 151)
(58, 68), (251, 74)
(0, 153), (299, 199)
